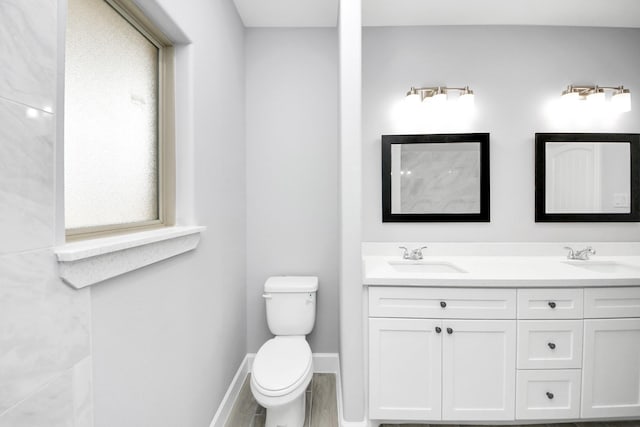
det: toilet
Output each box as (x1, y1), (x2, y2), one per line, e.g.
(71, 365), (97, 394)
(250, 276), (317, 427)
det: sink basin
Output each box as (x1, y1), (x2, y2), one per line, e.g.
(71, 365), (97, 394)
(563, 260), (640, 275)
(387, 260), (467, 274)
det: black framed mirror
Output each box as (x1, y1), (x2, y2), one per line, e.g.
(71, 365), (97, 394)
(535, 133), (640, 222)
(382, 133), (490, 222)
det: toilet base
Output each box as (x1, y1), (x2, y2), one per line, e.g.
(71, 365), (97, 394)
(265, 391), (306, 427)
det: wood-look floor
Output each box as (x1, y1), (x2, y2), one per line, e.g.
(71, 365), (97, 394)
(224, 373), (338, 427)
(224, 376), (639, 427)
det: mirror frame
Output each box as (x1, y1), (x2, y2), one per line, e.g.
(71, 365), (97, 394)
(535, 133), (640, 222)
(382, 133), (490, 222)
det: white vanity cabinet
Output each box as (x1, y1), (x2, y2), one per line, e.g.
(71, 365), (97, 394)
(441, 319), (516, 421)
(369, 318), (442, 420)
(581, 287), (640, 418)
(515, 288), (584, 420)
(368, 287), (517, 421)
(368, 284), (640, 424)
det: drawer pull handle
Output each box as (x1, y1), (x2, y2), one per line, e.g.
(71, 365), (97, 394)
(440, 301), (447, 308)
(435, 326), (442, 334)
(548, 342), (556, 350)
(446, 327), (453, 334)
(548, 301), (557, 309)
(546, 392), (554, 400)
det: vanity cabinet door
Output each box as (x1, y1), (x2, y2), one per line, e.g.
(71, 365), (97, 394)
(369, 318), (442, 420)
(442, 320), (516, 421)
(582, 318), (640, 418)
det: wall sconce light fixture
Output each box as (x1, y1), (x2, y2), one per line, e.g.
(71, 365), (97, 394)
(561, 85), (631, 112)
(406, 86), (474, 106)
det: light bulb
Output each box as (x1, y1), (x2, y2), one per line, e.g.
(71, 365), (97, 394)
(561, 90), (579, 103)
(405, 93), (421, 106)
(586, 89), (605, 104)
(432, 92), (447, 105)
(459, 91), (474, 107)
(405, 87), (421, 106)
(612, 90), (631, 113)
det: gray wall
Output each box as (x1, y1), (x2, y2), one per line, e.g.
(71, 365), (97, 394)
(90, 0), (247, 426)
(363, 26), (640, 242)
(245, 28), (339, 353)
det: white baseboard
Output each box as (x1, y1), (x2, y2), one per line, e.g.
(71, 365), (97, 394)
(334, 358), (368, 427)
(209, 352), (362, 427)
(311, 352), (340, 373)
(209, 355), (249, 427)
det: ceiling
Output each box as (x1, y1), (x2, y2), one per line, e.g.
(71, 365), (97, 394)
(232, 0), (339, 27)
(232, 0), (640, 28)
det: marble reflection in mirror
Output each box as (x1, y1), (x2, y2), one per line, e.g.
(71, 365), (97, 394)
(382, 133), (489, 222)
(391, 142), (481, 214)
(545, 142), (630, 214)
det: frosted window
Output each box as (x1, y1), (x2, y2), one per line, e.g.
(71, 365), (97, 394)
(65, 0), (159, 230)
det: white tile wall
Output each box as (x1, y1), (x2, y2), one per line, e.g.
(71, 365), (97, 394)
(0, 0), (93, 424)
(0, 250), (91, 413)
(0, 362), (92, 427)
(0, 0), (57, 112)
(0, 99), (55, 254)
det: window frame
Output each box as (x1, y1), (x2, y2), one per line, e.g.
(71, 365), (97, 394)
(64, 0), (176, 240)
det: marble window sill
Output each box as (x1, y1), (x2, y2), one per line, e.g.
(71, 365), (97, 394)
(54, 226), (205, 288)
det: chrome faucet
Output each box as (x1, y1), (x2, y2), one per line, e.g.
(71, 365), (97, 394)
(564, 246), (596, 260)
(399, 246), (428, 260)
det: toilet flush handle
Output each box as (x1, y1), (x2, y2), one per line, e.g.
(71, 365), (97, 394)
(306, 293), (314, 304)
(262, 293), (272, 299)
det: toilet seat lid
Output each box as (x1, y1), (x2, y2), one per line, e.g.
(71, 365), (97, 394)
(253, 337), (312, 393)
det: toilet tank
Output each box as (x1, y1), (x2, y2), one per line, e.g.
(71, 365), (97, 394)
(263, 276), (318, 336)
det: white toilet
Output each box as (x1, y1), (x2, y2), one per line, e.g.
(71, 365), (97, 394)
(250, 276), (317, 427)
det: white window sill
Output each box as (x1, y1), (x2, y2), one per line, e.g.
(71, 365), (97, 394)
(54, 226), (205, 288)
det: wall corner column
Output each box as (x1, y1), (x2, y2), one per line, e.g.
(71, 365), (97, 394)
(338, 0), (365, 422)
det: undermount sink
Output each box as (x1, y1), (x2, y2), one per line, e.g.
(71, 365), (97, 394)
(387, 260), (468, 274)
(563, 260), (640, 275)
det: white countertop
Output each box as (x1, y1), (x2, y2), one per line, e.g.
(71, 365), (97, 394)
(363, 255), (640, 287)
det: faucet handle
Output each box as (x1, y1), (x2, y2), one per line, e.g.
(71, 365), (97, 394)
(582, 246), (596, 260)
(398, 246), (409, 259)
(563, 246), (575, 259)
(411, 246), (428, 260)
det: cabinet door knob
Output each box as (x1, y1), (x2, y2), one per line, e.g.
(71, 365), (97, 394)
(446, 327), (453, 334)
(440, 301), (447, 308)
(546, 392), (554, 399)
(548, 301), (557, 308)
(435, 326), (442, 333)
(548, 342), (556, 350)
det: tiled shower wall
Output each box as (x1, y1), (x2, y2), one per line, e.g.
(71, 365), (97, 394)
(0, 0), (93, 425)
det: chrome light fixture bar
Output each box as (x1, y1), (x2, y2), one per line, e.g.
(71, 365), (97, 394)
(406, 85), (474, 105)
(562, 85), (631, 112)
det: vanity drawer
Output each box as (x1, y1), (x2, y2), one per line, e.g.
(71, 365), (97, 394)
(517, 288), (583, 319)
(517, 320), (583, 369)
(516, 369), (581, 420)
(584, 287), (640, 318)
(369, 287), (516, 319)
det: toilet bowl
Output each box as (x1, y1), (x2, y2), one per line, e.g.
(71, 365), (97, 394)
(251, 336), (313, 427)
(250, 276), (318, 427)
